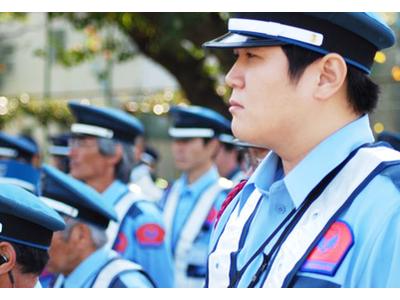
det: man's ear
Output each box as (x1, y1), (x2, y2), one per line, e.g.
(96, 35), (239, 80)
(0, 242), (16, 274)
(69, 223), (90, 243)
(207, 139), (222, 159)
(313, 53), (347, 101)
(109, 143), (124, 166)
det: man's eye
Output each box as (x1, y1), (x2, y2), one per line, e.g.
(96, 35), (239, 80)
(246, 52), (256, 59)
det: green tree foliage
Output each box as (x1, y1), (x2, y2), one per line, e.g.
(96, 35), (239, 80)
(47, 13), (232, 117)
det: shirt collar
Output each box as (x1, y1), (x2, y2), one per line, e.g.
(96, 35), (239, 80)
(284, 114), (374, 208)
(63, 247), (111, 288)
(180, 165), (220, 198)
(248, 150), (282, 191)
(102, 180), (128, 206)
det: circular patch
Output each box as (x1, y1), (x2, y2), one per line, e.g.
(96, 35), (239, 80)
(136, 223), (165, 246)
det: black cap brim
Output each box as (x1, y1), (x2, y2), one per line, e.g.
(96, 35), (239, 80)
(203, 32), (287, 49)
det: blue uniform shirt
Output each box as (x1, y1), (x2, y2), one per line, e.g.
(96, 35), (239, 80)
(103, 180), (174, 287)
(60, 247), (153, 288)
(209, 115), (400, 287)
(170, 166), (226, 250)
(162, 166), (228, 286)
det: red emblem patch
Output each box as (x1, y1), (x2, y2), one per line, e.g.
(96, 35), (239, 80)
(301, 221), (354, 276)
(206, 207), (218, 225)
(114, 232), (128, 253)
(136, 223), (165, 246)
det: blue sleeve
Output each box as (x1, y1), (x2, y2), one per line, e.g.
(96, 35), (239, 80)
(113, 201), (175, 288)
(358, 207), (400, 287)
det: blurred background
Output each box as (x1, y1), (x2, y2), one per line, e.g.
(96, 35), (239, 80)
(0, 12), (399, 181)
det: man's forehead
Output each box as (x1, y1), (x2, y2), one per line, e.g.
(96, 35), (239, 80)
(70, 135), (97, 141)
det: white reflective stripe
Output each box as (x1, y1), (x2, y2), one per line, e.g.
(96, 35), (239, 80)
(263, 146), (400, 288)
(105, 191), (142, 249)
(208, 189), (262, 288)
(229, 18), (324, 46)
(0, 147), (17, 158)
(92, 258), (143, 288)
(141, 153), (155, 165)
(0, 222), (2, 233)
(52, 274), (65, 288)
(219, 134), (235, 144)
(71, 123), (114, 139)
(163, 182), (181, 233)
(40, 197), (79, 218)
(174, 182), (224, 287)
(0, 177), (35, 192)
(48, 145), (70, 156)
(168, 127), (215, 138)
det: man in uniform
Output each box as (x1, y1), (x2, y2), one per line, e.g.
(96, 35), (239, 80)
(40, 165), (155, 288)
(129, 146), (165, 203)
(0, 184), (65, 288)
(215, 125), (246, 187)
(0, 132), (41, 193)
(48, 133), (70, 173)
(203, 13), (400, 287)
(161, 105), (230, 287)
(67, 101), (174, 287)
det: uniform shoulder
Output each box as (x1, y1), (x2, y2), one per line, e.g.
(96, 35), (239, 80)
(111, 270), (154, 288)
(379, 163), (400, 196)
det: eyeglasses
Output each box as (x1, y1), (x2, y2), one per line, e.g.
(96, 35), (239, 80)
(68, 137), (98, 149)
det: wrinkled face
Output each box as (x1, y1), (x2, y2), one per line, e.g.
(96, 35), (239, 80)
(47, 222), (77, 276)
(171, 138), (215, 173)
(69, 136), (110, 182)
(226, 46), (306, 148)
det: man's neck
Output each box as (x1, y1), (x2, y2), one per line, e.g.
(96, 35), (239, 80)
(186, 162), (213, 185)
(279, 112), (360, 175)
(63, 246), (97, 277)
(86, 175), (115, 193)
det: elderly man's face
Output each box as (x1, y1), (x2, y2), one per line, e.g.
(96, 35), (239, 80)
(68, 136), (111, 184)
(47, 220), (80, 276)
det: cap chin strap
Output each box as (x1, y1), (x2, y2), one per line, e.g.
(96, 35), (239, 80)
(0, 178), (35, 192)
(228, 18), (324, 46)
(71, 123), (114, 139)
(0, 147), (17, 158)
(40, 197), (79, 218)
(168, 127), (215, 138)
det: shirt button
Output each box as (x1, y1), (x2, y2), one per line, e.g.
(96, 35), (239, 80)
(276, 205), (286, 214)
(312, 211), (319, 219)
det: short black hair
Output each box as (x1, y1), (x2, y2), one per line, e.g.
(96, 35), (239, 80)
(281, 44), (380, 115)
(11, 242), (49, 275)
(221, 142), (245, 164)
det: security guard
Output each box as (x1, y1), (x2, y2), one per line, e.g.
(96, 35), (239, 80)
(40, 164), (155, 288)
(129, 146), (165, 203)
(48, 133), (70, 173)
(67, 101), (173, 287)
(0, 132), (40, 193)
(233, 140), (270, 178)
(203, 13), (400, 287)
(161, 105), (230, 287)
(0, 184), (65, 288)
(215, 125), (245, 186)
